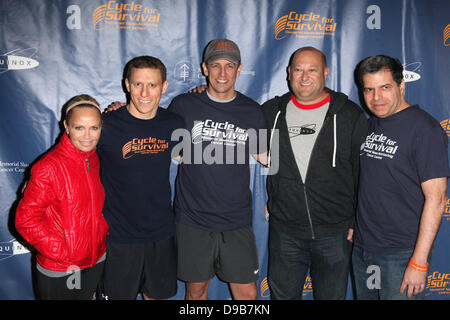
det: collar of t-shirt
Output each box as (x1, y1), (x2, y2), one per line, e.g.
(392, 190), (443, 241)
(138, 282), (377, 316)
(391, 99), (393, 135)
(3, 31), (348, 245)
(207, 91), (237, 103)
(290, 93), (330, 110)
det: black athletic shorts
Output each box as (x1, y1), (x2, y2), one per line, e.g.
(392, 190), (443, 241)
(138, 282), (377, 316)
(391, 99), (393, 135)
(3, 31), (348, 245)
(101, 237), (177, 300)
(176, 223), (260, 284)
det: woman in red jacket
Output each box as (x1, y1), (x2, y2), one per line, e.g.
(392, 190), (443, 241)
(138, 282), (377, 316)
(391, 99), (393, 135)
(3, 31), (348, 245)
(16, 94), (108, 300)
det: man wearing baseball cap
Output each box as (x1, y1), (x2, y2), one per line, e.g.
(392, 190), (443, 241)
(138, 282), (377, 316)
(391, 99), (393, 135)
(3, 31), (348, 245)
(169, 38), (267, 300)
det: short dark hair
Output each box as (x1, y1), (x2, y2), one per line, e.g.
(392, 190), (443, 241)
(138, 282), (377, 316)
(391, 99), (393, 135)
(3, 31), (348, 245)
(124, 56), (167, 83)
(356, 55), (403, 88)
(290, 46), (327, 67)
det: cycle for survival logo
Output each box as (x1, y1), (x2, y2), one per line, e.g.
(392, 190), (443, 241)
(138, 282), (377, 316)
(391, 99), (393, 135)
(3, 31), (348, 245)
(275, 11), (337, 40)
(192, 120), (249, 146)
(93, 1), (160, 31)
(122, 136), (169, 159)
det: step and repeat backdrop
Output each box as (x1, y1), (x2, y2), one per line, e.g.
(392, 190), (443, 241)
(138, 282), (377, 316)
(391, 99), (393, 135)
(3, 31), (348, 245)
(0, 0), (449, 300)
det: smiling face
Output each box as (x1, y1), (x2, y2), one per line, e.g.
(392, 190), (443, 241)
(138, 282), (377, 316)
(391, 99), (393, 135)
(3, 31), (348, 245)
(362, 68), (408, 118)
(125, 67), (168, 120)
(288, 49), (329, 104)
(202, 59), (242, 100)
(64, 107), (102, 152)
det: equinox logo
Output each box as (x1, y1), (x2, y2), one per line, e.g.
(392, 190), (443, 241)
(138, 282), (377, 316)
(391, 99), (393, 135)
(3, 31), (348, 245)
(0, 48), (39, 74)
(402, 62), (421, 83)
(0, 239), (30, 261)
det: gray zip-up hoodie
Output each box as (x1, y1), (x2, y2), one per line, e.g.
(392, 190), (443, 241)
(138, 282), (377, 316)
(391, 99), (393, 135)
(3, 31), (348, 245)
(262, 88), (367, 239)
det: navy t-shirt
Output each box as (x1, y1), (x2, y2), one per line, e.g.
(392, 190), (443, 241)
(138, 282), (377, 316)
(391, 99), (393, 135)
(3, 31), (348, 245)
(168, 91), (267, 232)
(97, 107), (184, 243)
(354, 105), (449, 253)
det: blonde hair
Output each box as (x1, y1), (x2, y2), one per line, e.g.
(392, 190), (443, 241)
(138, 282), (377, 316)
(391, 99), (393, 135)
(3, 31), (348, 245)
(65, 94), (101, 122)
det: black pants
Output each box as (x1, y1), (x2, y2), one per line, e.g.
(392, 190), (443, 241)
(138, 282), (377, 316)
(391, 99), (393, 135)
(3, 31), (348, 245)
(36, 261), (105, 300)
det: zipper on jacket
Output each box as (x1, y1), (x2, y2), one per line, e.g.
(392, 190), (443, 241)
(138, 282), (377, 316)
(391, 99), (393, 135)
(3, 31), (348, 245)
(268, 110), (281, 168)
(303, 186), (316, 240)
(301, 114), (333, 241)
(271, 95), (316, 240)
(332, 114), (337, 168)
(83, 153), (97, 267)
(83, 152), (97, 266)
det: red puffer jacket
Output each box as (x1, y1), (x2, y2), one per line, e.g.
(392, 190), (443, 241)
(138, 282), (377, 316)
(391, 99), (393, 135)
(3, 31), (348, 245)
(16, 133), (108, 271)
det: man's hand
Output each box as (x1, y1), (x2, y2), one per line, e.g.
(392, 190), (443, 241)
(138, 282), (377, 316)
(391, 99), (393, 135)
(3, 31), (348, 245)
(104, 101), (126, 113)
(347, 228), (354, 243)
(400, 266), (427, 298)
(252, 152), (268, 167)
(188, 85), (207, 94)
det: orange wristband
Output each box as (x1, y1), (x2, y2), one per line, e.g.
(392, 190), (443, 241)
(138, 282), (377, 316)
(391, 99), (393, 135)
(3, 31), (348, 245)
(408, 260), (429, 272)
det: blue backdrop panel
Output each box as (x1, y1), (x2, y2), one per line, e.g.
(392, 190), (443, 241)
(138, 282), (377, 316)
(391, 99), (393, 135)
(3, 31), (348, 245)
(0, 0), (449, 300)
